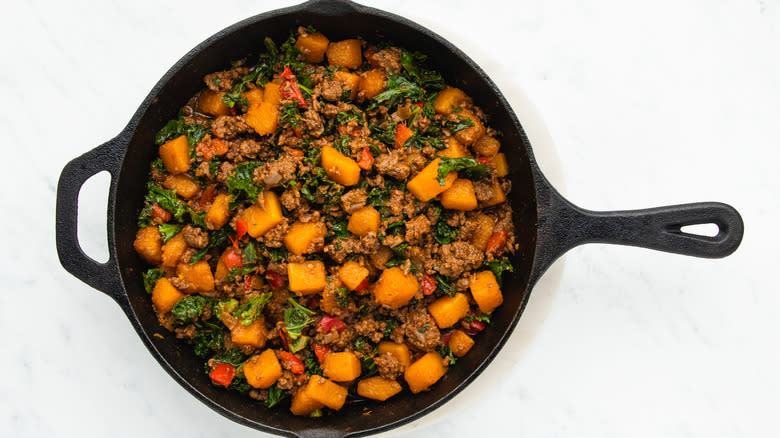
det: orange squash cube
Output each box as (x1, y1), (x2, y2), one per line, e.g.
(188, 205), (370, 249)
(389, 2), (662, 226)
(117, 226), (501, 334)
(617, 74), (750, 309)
(288, 261), (327, 295)
(347, 206), (380, 236)
(290, 385), (325, 416)
(213, 248), (232, 281)
(473, 135), (501, 157)
(433, 87), (471, 115)
(245, 101), (279, 136)
(469, 270), (503, 314)
(159, 135), (190, 175)
(480, 180), (506, 208)
(453, 110), (485, 146)
(134, 225), (162, 265)
(243, 349), (283, 389)
(161, 232), (187, 268)
(373, 267), (419, 309)
(448, 329), (475, 357)
(230, 317), (267, 349)
(321, 145), (361, 186)
(406, 158), (457, 202)
(334, 70), (361, 100)
(242, 87), (264, 108)
(404, 352), (447, 394)
(151, 277), (184, 314)
(323, 352), (362, 382)
(295, 32), (330, 63)
(284, 221), (326, 256)
(262, 82), (282, 105)
(204, 193), (232, 230)
(427, 293), (470, 329)
(470, 213), (496, 251)
(175, 260), (214, 293)
(491, 152), (509, 177)
(440, 179), (478, 211)
(326, 39), (363, 69)
(358, 69), (386, 100)
(162, 174), (200, 199)
(239, 191), (284, 238)
(438, 137), (468, 158)
(338, 261), (369, 291)
(357, 376), (403, 401)
(305, 375), (348, 410)
(377, 342), (412, 368)
(198, 89), (230, 117)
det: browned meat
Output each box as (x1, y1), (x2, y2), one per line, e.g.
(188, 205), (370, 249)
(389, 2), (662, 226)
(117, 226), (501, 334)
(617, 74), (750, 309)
(212, 115), (252, 139)
(375, 352), (404, 379)
(340, 188), (367, 213)
(366, 47), (402, 72)
(404, 215), (431, 245)
(374, 150), (411, 180)
(473, 180), (496, 202)
(402, 306), (441, 351)
(182, 225), (208, 248)
(253, 155), (301, 187)
(437, 241), (484, 278)
(204, 67), (249, 92)
(353, 317), (386, 343)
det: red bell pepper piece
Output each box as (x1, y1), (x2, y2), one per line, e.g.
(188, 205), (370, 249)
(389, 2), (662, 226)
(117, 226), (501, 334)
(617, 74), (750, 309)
(485, 230), (508, 256)
(243, 275), (254, 291)
(461, 319), (487, 336)
(313, 344), (332, 364)
(394, 124), (414, 148)
(353, 278), (369, 293)
(413, 101), (423, 110)
(317, 315), (347, 333)
(280, 65), (306, 108)
(236, 219), (248, 239)
(421, 275), (437, 295)
(265, 270), (285, 288)
(151, 203), (171, 223)
(209, 362), (235, 387)
(223, 249), (243, 269)
(477, 157), (491, 166)
(279, 351), (305, 374)
(357, 145), (374, 170)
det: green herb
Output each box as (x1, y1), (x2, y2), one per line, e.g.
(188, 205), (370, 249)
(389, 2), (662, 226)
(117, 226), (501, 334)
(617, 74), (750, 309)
(382, 318), (399, 337)
(417, 323), (430, 333)
(366, 185), (391, 207)
(391, 243), (409, 257)
(353, 336), (370, 351)
(192, 320), (224, 358)
(310, 409), (323, 418)
(138, 183), (203, 227)
(212, 348), (247, 366)
(266, 385), (287, 408)
(369, 122), (397, 146)
(484, 257), (513, 285)
(361, 356), (378, 377)
(304, 356), (323, 377)
(446, 115), (475, 133)
(336, 109), (364, 125)
(228, 377), (252, 394)
(172, 296), (211, 324)
(190, 227), (230, 264)
(333, 134), (351, 156)
(336, 287), (349, 308)
(370, 74), (425, 109)
(290, 335), (310, 353)
(436, 157), (491, 186)
(433, 218), (458, 245)
(151, 158), (166, 173)
(208, 159), (220, 177)
(436, 345), (457, 365)
(326, 217), (350, 241)
(284, 298), (316, 340)
(400, 50), (446, 91)
(214, 299), (238, 319)
(464, 313), (491, 324)
(435, 274), (456, 297)
(233, 293), (271, 326)
(226, 266), (255, 282)
(281, 103), (302, 128)
(154, 116), (210, 147)
(158, 223), (182, 243)
(142, 269), (166, 294)
(221, 37), (278, 109)
(385, 220), (404, 235)
(226, 161), (263, 204)
(266, 246), (288, 263)
(242, 241), (258, 264)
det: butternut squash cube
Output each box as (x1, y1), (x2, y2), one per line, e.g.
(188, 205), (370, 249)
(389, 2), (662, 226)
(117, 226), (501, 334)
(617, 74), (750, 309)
(243, 349), (283, 389)
(358, 69), (386, 100)
(491, 152), (509, 177)
(159, 135), (190, 175)
(404, 352), (447, 394)
(347, 206), (380, 236)
(469, 270), (503, 314)
(245, 101), (279, 136)
(373, 267), (419, 309)
(326, 39), (363, 69)
(406, 158), (457, 202)
(440, 179), (478, 211)
(470, 213), (496, 251)
(334, 70), (360, 100)
(290, 385), (325, 416)
(231, 317), (267, 349)
(176, 260), (214, 293)
(284, 221), (325, 256)
(242, 87), (264, 108)
(305, 375), (348, 410)
(288, 261), (327, 295)
(357, 376), (402, 401)
(480, 180), (506, 208)
(453, 110), (485, 146)
(427, 293), (470, 329)
(321, 145), (361, 186)
(239, 191), (283, 238)
(151, 277), (184, 313)
(134, 225), (162, 265)
(198, 89), (230, 117)
(162, 174), (200, 199)
(338, 261), (369, 291)
(204, 193), (232, 230)
(319, 279), (348, 316)
(448, 329), (475, 357)
(323, 352), (362, 382)
(377, 342), (412, 368)
(262, 82), (282, 105)
(295, 32), (330, 63)
(473, 135), (501, 157)
(434, 87), (471, 115)
(161, 232), (187, 268)
(438, 137), (468, 158)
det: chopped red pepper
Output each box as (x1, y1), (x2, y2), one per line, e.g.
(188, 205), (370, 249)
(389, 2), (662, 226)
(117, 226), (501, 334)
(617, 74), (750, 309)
(280, 65), (306, 108)
(394, 124), (414, 148)
(485, 230), (508, 256)
(477, 157), (492, 166)
(357, 145), (374, 170)
(317, 315), (347, 333)
(223, 249), (243, 269)
(279, 351), (305, 374)
(413, 101), (423, 109)
(461, 319), (487, 336)
(209, 363), (235, 387)
(243, 275), (254, 291)
(266, 270), (285, 288)
(421, 275), (437, 295)
(236, 219), (248, 240)
(313, 344), (332, 364)
(194, 184), (217, 211)
(353, 278), (370, 293)
(151, 203), (172, 223)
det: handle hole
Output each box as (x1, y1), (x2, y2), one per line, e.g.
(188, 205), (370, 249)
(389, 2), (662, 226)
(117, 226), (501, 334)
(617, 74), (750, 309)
(680, 223), (719, 237)
(77, 171), (110, 263)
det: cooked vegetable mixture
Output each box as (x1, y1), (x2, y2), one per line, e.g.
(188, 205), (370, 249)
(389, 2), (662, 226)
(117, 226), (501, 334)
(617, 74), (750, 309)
(133, 26), (516, 416)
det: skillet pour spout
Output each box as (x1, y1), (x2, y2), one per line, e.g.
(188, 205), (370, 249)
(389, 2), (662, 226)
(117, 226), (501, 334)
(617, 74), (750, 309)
(55, 0), (744, 436)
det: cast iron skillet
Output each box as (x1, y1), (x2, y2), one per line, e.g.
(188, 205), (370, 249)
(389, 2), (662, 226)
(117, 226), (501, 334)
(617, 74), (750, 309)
(55, 0), (744, 436)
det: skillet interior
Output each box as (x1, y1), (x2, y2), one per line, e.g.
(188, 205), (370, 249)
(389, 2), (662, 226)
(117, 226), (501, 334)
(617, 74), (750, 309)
(113, 2), (540, 435)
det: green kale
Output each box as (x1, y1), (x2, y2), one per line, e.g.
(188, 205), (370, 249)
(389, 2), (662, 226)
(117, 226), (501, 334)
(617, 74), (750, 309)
(190, 227), (230, 264)
(226, 266), (256, 282)
(369, 122), (396, 146)
(464, 313), (491, 324)
(436, 157), (491, 186)
(138, 183), (203, 227)
(400, 50), (446, 91)
(212, 348), (247, 366)
(172, 296), (211, 324)
(157, 223), (182, 243)
(281, 103), (302, 128)
(433, 217), (458, 245)
(484, 257), (514, 285)
(361, 356), (378, 378)
(436, 345), (457, 365)
(142, 268), (166, 294)
(332, 134), (351, 156)
(446, 115), (475, 133)
(370, 74), (425, 109)
(154, 116), (210, 147)
(266, 385), (287, 408)
(222, 37), (278, 109)
(265, 246), (288, 263)
(284, 298), (316, 340)
(336, 287), (349, 308)
(233, 293), (271, 326)
(225, 161), (263, 204)
(192, 321), (224, 358)
(151, 158), (166, 173)
(229, 377), (252, 394)
(435, 274), (456, 297)
(304, 357), (323, 377)
(336, 109), (364, 125)
(242, 241), (258, 264)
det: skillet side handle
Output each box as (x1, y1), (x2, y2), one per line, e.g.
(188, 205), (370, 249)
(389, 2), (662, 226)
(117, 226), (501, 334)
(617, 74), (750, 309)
(56, 135), (126, 301)
(531, 184), (744, 285)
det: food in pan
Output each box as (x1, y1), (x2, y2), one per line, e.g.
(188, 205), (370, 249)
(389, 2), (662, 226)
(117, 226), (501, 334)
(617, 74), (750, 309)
(133, 26), (515, 417)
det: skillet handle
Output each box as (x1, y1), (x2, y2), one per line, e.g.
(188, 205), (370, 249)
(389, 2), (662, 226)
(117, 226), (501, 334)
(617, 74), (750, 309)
(56, 134), (126, 301)
(531, 183), (744, 284)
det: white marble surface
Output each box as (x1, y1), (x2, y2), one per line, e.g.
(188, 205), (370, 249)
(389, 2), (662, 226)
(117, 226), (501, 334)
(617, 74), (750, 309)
(1, 0), (778, 436)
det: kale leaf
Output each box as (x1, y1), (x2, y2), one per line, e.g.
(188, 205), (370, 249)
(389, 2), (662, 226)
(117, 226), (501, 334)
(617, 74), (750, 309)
(233, 293), (272, 327)
(436, 157), (491, 185)
(436, 345), (457, 365)
(484, 256), (514, 285)
(370, 74), (425, 109)
(155, 116), (209, 147)
(142, 268), (166, 294)
(212, 348), (247, 366)
(266, 385), (288, 408)
(192, 321), (225, 358)
(158, 223), (182, 243)
(172, 296), (211, 324)
(283, 298), (316, 340)
(225, 161), (263, 204)
(433, 218), (458, 245)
